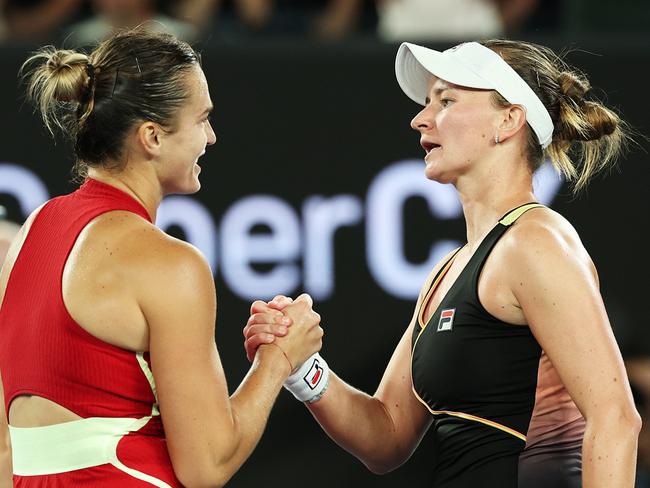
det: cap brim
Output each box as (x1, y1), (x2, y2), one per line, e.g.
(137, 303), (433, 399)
(395, 42), (494, 105)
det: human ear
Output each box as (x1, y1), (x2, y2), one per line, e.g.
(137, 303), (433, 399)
(136, 121), (162, 158)
(495, 105), (527, 144)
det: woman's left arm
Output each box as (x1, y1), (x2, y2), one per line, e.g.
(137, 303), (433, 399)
(507, 217), (641, 488)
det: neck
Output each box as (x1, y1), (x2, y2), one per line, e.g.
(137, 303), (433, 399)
(455, 157), (536, 250)
(86, 161), (162, 222)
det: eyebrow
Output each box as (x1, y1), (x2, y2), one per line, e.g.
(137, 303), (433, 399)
(433, 85), (453, 96)
(200, 105), (214, 116)
(426, 85), (454, 104)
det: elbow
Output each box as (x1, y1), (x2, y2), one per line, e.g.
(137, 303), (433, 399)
(171, 428), (241, 487)
(613, 404), (642, 435)
(586, 402), (642, 438)
(629, 407), (643, 435)
(172, 448), (238, 488)
(174, 462), (232, 488)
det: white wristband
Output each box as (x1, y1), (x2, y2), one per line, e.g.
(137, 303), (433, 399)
(283, 353), (330, 403)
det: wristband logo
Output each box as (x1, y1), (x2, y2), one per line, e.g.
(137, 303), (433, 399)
(437, 308), (456, 332)
(303, 358), (324, 390)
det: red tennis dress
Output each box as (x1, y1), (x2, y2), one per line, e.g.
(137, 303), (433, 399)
(0, 178), (183, 487)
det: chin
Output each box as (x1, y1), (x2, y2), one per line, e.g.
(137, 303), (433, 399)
(183, 167), (202, 193)
(163, 177), (201, 196)
(184, 178), (202, 194)
(424, 167), (455, 186)
(424, 164), (442, 181)
(425, 157), (460, 184)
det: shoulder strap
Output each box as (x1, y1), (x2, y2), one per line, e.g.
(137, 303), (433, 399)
(462, 202), (546, 288)
(498, 202), (545, 227)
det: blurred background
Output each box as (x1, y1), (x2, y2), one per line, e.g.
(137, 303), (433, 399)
(1, 0), (649, 486)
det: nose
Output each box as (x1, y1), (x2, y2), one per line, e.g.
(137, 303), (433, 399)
(206, 120), (217, 146)
(410, 105), (434, 133)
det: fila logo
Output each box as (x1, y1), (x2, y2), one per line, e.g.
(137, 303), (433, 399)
(303, 357), (324, 390)
(437, 308), (456, 332)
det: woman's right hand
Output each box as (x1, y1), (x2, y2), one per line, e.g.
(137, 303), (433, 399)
(243, 295), (293, 362)
(245, 294), (322, 371)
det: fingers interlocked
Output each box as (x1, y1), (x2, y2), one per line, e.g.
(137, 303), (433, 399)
(243, 294), (322, 368)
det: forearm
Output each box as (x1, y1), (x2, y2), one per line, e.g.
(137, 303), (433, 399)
(582, 414), (641, 487)
(306, 372), (406, 473)
(219, 345), (290, 481)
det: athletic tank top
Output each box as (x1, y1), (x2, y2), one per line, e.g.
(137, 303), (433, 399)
(0, 178), (182, 487)
(411, 203), (544, 487)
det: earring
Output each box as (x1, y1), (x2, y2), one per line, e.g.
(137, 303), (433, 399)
(494, 133), (500, 144)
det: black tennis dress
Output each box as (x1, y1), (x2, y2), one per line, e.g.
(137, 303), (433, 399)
(411, 203), (583, 487)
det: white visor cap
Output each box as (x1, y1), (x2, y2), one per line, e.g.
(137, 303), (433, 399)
(395, 42), (554, 149)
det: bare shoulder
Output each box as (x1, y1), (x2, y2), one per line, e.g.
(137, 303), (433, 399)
(498, 206), (598, 283)
(82, 210), (215, 303)
(90, 210), (209, 268)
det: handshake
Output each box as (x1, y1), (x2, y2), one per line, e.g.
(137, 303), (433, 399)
(243, 294), (329, 403)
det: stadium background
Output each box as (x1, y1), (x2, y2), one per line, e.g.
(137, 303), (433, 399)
(1, 7), (649, 486)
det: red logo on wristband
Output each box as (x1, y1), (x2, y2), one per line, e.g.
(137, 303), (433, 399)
(303, 358), (324, 390)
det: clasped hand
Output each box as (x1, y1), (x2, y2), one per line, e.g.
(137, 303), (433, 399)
(243, 294), (323, 372)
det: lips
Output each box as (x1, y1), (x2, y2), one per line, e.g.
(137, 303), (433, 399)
(421, 141), (441, 154)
